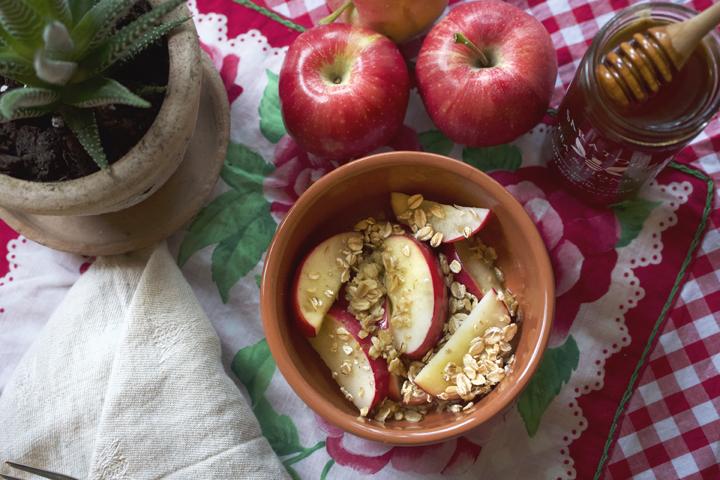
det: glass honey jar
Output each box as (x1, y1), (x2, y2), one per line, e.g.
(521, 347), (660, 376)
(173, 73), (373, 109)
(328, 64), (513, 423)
(550, 2), (720, 205)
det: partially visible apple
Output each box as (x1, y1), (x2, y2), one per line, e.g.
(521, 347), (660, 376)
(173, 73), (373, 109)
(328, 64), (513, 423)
(416, 0), (557, 146)
(293, 232), (363, 336)
(441, 241), (502, 298)
(383, 234), (447, 359)
(279, 23), (410, 160)
(391, 192), (491, 243)
(309, 303), (390, 414)
(324, 0), (448, 44)
(414, 289), (510, 396)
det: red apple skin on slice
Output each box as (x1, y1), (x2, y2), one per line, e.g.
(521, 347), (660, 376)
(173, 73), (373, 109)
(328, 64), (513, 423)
(391, 193), (491, 243)
(293, 232), (363, 337)
(384, 234), (447, 359)
(309, 304), (389, 413)
(414, 289), (511, 396)
(441, 241), (503, 299)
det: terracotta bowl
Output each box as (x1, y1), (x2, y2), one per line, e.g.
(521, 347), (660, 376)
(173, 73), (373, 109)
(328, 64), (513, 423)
(261, 151), (554, 445)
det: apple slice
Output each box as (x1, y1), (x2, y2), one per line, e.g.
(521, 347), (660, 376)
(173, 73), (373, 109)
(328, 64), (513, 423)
(294, 232), (363, 336)
(441, 241), (502, 298)
(383, 234), (447, 359)
(414, 290), (510, 396)
(391, 192), (491, 243)
(309, 304), (389, 414)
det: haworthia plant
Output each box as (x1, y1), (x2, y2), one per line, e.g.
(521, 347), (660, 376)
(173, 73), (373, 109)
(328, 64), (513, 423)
(0, 0), (190, 168)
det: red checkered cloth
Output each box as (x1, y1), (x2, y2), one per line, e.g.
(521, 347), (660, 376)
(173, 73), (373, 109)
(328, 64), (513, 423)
(252, 0), (720, 478)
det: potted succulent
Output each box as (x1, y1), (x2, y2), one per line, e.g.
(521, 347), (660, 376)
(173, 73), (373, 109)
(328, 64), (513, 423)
(0, 0), (201, 216)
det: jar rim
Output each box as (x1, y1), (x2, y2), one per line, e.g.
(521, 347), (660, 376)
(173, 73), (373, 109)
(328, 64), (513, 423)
(585, 2), (720, 146)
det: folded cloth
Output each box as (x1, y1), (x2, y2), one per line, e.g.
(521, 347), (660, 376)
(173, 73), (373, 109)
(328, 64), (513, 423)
(0, 243), (288, 479)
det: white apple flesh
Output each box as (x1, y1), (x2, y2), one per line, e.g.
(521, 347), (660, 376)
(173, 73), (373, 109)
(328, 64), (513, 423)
(441, 241), (502, 298)
(293, 232), (363, 337)
(383, 234), (447, 359)
(414, 289), (511, 396)
(391, 193), (491, 243)
(309, 303), (390, 413)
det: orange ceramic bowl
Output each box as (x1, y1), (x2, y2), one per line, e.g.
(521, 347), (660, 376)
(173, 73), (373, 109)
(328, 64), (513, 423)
(261, 151), (554, 445)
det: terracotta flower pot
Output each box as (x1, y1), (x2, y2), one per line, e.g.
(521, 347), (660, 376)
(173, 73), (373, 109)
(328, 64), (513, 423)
(0, 1), (202, 216)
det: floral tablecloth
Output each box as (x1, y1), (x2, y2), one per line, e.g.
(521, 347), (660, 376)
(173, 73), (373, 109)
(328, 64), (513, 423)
(1, 0), (719, 479)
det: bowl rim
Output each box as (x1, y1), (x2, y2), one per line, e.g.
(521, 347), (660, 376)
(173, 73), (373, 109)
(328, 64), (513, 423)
(261, 151), (554, 445)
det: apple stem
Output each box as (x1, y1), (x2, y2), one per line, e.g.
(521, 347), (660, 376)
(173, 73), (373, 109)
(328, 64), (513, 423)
(319, 1), (354, 25)
(454, 33), (491, 68)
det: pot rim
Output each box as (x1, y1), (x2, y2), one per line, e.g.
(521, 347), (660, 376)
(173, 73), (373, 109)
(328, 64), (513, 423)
(0, 1), (201, 215)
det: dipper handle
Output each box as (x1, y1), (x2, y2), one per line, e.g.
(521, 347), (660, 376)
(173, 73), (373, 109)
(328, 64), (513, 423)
(597, 2), (720, 107)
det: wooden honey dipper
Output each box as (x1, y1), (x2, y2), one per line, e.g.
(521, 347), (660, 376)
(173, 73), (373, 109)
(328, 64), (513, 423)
(597, 2), (720, 107)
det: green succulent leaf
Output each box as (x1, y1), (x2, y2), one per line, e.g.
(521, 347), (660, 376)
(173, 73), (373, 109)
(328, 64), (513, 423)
(0, 87), (57, 118)
(0, 105), (54, 121)
(0, 52), (35, 83)
(72, 0), (135, 55)
(0, 22), (32, 58)
(81, 0), (187, 76)
(0, 0), (44, 44)
(50, 0), (72, 25)
(62, 76), (150, 108)
(71, 0), (98, 22)
(62, 107), (108, 169)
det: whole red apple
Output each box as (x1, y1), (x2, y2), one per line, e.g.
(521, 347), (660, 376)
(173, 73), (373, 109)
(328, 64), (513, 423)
(325, 0), (448, 44)
(279, 24), (410, 160)
(416, 0), (557, 147)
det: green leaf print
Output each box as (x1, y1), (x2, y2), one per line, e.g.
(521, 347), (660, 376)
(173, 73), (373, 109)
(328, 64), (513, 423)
(518, 335), (580, 437)
(231, 338), (275, 404)
(462, 144), (522, 172)
(259, 69), (286, 144)
(611, 198), (661, 248)
(212, 211), (276, 302)
(177, 191), (266, 266)
(232, 339), (326, 469)
(419, 130), (453, 156)
(254, 396), (304, 455)
(178, 143), (277, 302)
(222, 142), (274, 193)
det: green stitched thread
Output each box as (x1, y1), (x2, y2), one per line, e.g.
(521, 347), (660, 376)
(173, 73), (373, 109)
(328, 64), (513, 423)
(593, 161), (715, 479)
(232, 0), (306, 32)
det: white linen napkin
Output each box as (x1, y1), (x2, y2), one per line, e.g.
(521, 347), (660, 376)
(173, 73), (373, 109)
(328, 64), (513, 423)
(0, 243), (288, 479)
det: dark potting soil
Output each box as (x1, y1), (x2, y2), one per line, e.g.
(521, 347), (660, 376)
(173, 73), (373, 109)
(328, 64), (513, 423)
(0, 2), (170, 182)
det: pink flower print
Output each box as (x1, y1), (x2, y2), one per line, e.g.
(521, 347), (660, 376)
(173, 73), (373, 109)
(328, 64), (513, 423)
(200, 42), (243, 104)
(317, 416), (481, 475)
(494, 167), (618, 346)
(264, 136), (336, 222)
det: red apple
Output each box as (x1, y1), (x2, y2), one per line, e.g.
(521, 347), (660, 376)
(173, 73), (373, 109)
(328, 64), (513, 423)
(416, 0), (557, 146)
(309, 303), (390, 414)
(441, 240), (502, 298)
(279, 23), (410, 160)
(391, 192), (491, 243)
(383, 234), (447, 359)
(324, 0), (448, 44)
(293, 232), (363, 336)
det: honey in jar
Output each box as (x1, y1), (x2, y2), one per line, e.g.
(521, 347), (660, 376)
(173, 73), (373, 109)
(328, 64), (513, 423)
(550, 2), (720, 206)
